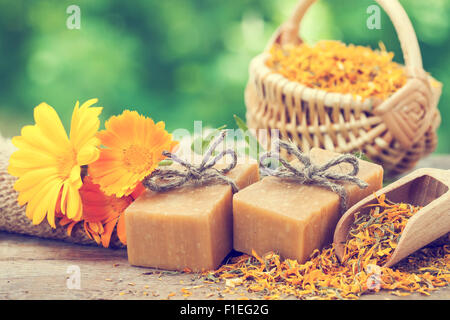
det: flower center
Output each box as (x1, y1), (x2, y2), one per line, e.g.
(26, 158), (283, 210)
(57, 148), (77, 179)
(123, 144), (154, 174)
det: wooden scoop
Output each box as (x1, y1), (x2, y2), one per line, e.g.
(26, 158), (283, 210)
(333, 168), (450, 268)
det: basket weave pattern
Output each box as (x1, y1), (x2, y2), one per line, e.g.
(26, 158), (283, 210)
(245, 0), (442, 175)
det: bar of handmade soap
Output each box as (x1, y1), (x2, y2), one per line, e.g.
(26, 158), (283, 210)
(233, 148), (383, 263)
(125, 163), (259, 271)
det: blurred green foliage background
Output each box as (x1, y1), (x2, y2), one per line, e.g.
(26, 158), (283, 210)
(0, 0), (449, 152)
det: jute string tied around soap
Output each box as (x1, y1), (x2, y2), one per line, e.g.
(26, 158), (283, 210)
(259, 140), (368, 214)
(143, 131), (239, 193)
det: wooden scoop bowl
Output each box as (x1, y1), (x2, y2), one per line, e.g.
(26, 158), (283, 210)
(333, 168), (450, 268)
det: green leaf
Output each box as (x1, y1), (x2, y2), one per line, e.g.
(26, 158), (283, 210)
(353, 150), (372, 163)
(158, 159), (173, 166)
(190, 125), (227, 155)
(233, 114), (265, 160)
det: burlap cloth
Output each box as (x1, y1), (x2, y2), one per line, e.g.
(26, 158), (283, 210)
(0, 134), (123, 248)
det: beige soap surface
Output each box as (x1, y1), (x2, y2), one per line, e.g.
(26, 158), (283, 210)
(125, 162), (259, 272)
(233, 148), (383, 263)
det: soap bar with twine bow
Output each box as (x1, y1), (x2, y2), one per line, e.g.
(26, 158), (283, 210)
(124, 132), (260, 271)
(233, 141), (384, 264)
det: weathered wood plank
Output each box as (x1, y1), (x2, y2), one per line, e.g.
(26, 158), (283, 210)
(1, 232), (449, 300)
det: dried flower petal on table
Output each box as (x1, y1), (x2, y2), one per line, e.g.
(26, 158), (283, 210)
(202, 195), (449, 299)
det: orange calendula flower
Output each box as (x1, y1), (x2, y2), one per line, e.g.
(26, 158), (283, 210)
(89, 110), (178, 197)
(60, 176), (144, 247)
(8, 99), (102, 227)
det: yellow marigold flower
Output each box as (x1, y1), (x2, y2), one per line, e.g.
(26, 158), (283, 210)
(8, 99), (102, 227)
(89, 110), (178, 197)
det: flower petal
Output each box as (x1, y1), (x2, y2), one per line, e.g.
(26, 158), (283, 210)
(33, 103), (69, 148)
(68, 166), (82, 188)
(116, 213), (127, 245)
(13, 167), (59, 192)
(100, 218), (118, 248)
(65, 185), (82, 220)
(76, 144), (100, 166)
(46, 181), (63, 228)
(89, 110), (177, 197)
(70, 99), (102, 151)
(27, 181), (58, 225)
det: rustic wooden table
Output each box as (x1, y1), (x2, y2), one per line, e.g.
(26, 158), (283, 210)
(1, 155), (449, 300)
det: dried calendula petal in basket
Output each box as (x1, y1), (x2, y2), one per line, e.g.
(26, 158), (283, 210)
(266, 40), (408, 101)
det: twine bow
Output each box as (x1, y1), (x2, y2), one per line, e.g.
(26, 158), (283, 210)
(259, 140), (368, 213)
(143, 131), (239, 193)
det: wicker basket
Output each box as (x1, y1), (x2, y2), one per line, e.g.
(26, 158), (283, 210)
(245, 0), (442, 175)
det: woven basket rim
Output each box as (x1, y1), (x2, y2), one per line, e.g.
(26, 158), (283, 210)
(249, 51), (442, 113)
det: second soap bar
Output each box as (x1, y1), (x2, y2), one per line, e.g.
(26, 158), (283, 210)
(233, 148), (383, 263)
